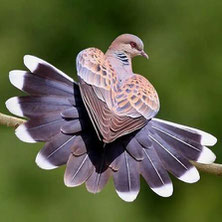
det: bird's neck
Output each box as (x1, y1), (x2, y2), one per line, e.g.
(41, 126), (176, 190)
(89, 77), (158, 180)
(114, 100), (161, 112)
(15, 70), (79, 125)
(105, 49), (133, 82)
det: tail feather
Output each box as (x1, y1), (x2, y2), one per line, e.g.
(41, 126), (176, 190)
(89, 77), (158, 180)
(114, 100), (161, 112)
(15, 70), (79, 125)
(23, 55), (74, 84)
(105, 141), (124, 171)
(70, 135), (88, 156)
(16, 114), (66, 142)
(60, 120), (82, 134)
(36, 133), (76, 169)
(113, 152), (140, 202)
(125, 137), (144, 161)
(84, 143), (111, 194)
(109, 153), (123, 172)
(135, 127), (152, 148)
(140, 146), (173, 197)
(64, 153), (94, 187)
(9, 70), (74, 96)
(152, 118), (217, 146)
(6, 96), (74, 118)
(85, 167), (112, 194)
(61, 107), (81, 119)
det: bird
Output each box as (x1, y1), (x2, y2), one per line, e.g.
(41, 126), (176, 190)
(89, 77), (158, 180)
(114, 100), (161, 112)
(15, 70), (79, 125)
(6, 34), (217, 202)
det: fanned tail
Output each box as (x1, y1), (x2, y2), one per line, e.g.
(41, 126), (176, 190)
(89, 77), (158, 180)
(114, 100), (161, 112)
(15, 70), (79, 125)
(6, 55), (217, 202)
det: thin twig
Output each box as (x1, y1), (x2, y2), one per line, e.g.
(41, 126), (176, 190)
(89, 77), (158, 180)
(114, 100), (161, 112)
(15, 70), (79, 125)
(0, 112), (26, 128)
(191, 161), (222, 176)
(0, 112), (222, 176)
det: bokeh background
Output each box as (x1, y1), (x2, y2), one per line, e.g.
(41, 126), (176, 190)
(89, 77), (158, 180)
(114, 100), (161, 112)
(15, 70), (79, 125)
(0, 0), (222, 221)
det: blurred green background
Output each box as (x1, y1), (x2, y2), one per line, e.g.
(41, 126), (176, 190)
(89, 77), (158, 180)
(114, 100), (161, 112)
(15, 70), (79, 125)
(0, 0), (222, 221)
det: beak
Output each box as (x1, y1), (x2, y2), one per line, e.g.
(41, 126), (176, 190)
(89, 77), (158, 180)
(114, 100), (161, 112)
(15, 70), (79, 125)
(141, 50), (149, 59)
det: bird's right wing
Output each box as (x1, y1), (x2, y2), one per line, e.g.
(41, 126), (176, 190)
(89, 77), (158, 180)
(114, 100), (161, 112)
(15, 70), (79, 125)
(113, 74), (160, 119)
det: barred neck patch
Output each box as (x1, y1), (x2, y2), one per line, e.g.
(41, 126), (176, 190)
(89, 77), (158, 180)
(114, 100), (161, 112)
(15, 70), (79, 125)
(115, 52), (129, 66)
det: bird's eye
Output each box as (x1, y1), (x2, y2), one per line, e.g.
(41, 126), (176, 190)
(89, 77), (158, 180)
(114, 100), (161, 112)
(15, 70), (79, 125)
(130, 42), (137, 48)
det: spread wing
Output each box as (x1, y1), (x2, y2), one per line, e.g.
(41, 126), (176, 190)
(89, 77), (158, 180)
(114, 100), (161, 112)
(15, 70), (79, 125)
(76, 48), (159, 143)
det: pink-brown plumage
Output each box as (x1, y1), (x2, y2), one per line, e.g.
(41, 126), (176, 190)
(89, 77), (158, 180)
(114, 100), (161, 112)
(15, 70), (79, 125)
(76, 34), (159, 143)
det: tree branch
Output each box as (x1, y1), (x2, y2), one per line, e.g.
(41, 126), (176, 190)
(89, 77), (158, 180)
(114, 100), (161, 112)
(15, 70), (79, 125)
(0, 112), (26, 128)
(191, 161), (222, 176)
(1, 112), (222, 176)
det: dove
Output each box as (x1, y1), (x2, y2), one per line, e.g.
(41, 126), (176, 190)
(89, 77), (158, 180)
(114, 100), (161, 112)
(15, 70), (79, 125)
(6, 34), (217, 202)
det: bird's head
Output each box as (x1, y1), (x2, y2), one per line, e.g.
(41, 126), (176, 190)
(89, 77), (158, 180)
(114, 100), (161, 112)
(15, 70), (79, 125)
(109, 34), (149, 59)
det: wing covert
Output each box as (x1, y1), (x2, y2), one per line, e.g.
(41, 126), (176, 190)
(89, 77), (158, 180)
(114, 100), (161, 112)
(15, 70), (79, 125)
(113, 74), (160, 119)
